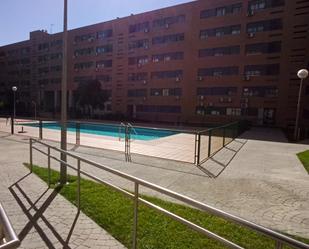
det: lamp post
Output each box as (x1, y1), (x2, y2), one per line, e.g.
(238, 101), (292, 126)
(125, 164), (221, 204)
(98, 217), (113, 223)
(60, 0), (68, 184)
(11, 86), (17, 134)
(294, 69), (308, 141)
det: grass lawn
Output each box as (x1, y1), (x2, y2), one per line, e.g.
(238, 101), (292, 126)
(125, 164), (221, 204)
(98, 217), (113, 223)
(24, 163), (309, 249)
(297, 150), (309, 174)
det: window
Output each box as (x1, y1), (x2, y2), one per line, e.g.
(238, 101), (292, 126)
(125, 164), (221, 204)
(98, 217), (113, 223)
(20, 58), (30, 65)
(198, 67), (239, 77)
(74, 62), (94, 70)
(96, 75), (112, 83)
(151, 70), (183, 79)
(129, 22), (149, 33)
(96, 44), (113, 54)
(245, 41), (281, 55)
(97, 29), (113, 39)
(197, 87), (237, 96)
(153, 15), (185, 28)
(227, 108), (242, 116)
(248, 0), (285, 11)
(38, 43), (49, 51)
(136, 105), (181, 113)
(244, 64), (280, 76)
(200, 3), (242, 19)
(199, 46), (240, 57)
(150, 88), (182, 96)
(74, 47), (94, 57)
(243, 86), (278, 97)
(74, 33), (95, 43)
(152, 33), (184, 45)
(50, 65), (62, 72)
(247, 19), (282, 33)
(21, 47), (30, 55)
(50, 78), (61, 84)
(96, 60), (112, 68)
(128, 56), (149, 66)
(128, 39), (149, 50)
(50, 40), (62, 47)
(128, 73), (148, 82)
(200, 25), (241, 39)
(50, 53), (62, 60)
(38, 67), (49, 74)
(74, 76), (93, 84)
(152, 52), (184, 62)
(128, 89), (147, 97)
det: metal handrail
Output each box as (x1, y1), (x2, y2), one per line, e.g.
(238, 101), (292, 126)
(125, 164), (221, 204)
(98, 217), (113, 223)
(118, 122), (126, 141)
(30, 138), (309, 249)
(0, 204), (20, 249)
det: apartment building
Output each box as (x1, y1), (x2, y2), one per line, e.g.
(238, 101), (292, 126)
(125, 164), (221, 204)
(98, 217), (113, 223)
(0, 0), (309, 130)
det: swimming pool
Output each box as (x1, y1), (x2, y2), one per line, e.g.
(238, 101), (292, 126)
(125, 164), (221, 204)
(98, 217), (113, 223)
(22, 122), (179, 141)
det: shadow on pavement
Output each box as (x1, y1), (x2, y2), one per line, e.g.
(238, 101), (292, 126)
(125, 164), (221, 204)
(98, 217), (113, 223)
(198, 139), (247, 178)
(8, 173), (79, 249)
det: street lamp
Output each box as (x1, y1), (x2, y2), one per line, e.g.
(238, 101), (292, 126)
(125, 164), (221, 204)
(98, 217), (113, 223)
(12, 86), (17, 119)
(294, 69), (308, 141)
(11, 86), (17, 134)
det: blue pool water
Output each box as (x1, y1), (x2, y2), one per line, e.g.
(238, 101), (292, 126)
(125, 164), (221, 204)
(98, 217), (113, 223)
(23, 122), (178, 141)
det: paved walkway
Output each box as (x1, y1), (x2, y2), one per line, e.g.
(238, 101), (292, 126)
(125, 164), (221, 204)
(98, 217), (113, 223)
(0, 134), (126, 249)
(1, 127), (309, 243)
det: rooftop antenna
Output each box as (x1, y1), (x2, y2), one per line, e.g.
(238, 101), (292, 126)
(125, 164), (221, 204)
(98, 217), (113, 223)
(50, 24), (54, 34)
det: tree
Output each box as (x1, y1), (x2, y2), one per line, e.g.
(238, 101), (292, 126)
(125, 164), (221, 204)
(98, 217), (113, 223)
(75, 79), (109, 117)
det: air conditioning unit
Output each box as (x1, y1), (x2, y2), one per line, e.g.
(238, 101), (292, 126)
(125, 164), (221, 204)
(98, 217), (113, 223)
(208, 102), (213, 107)
(144, 45), (149, 49)
(228, 97), (232, 103)
(244, 75), (251, 81)
(199, 95), (204, 100)
(175, 77), (181, 82)
(165, 23), (170, 29)
(175, 96), (180, 100)
(143, 80), (147, 85)
(137, 63), (142, 68)
(247, 32), (255, 38)
(198, 76), (204, 81)
(88, 37), (95, 42)
(219, 97), (224, 103)
(95, 68), (99, 72)
(74, 68), (79, 72)
(153, 58), (159, 63)
(143, 97), (147, 101)
(144, 28), (149, 33)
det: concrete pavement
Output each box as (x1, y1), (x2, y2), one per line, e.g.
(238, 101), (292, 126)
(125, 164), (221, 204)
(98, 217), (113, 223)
(1, 126), (309, 246)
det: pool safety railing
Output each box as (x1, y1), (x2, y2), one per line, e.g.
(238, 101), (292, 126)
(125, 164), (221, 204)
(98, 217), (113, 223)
(29, 138), (309, 249)
(11, 117), (248, 165)
(0, 203), (20, 249)
(194, 121), (247, 165)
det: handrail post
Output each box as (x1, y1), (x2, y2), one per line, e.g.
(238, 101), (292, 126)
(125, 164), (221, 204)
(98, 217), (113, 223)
(29, 138), (33, 173)
(39, 120), (43, 140)
(223, 127), (226, 147)
(77, 158), (81, 212)
(275, 241), (283, 249)
(132, 182), (139, 249)
(197, 133), (201, 165)
(46, 147), (51, 187)
(76, 122), (80, 146)
(208, 130), (212, 157)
